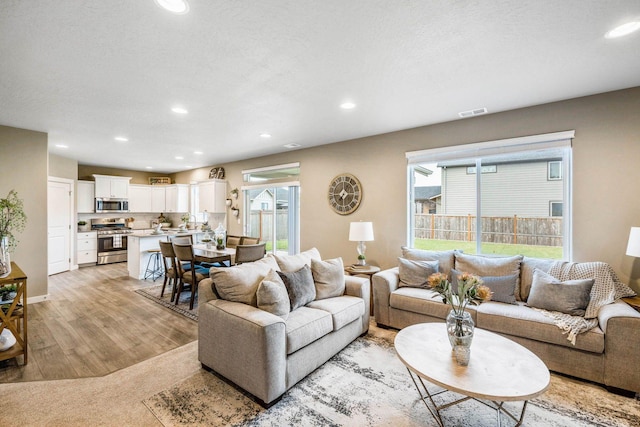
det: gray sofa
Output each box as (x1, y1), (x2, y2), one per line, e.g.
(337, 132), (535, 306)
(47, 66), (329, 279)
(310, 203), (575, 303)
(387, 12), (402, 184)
(198, 249), (370, 406)
(372, 248), (640, 394)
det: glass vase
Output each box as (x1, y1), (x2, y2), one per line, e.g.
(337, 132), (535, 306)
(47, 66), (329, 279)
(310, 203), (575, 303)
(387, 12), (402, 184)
(0, 237), (10, 279)
(445, 309), (474, 365)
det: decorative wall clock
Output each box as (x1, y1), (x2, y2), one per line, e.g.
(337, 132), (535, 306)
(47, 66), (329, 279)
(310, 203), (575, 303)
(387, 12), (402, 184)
(328, 173), (362, 215)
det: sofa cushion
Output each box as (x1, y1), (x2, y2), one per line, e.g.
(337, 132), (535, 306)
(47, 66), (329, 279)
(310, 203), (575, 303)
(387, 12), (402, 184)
(211, 256), (280, 306)
(275, 247), (322, 272)
(389, 287), (478, 322)
(398, 258), (439, 288)
(526, 269), (595, 316)
(285, 306), (333, 354)
(278, 265), (316, 310)
(307, 296), (365, 331)
(401, 247), (455, 277)
(311, 257), (345, 300)
(520, 257), (555, 301)
(476, 301), (604, 353)
(256, 269), (290, 320)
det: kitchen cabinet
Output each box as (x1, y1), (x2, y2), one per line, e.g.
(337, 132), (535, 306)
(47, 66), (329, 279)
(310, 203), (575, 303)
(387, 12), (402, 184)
(77, 180), (95, 213)
(165, 184), (189, 212)
(128, 185), (152, 213)
(77, 231), (97, 265)
(93, 174), (131, 199)
(198, 180), (226, 214)
(151, 186), (166, 212)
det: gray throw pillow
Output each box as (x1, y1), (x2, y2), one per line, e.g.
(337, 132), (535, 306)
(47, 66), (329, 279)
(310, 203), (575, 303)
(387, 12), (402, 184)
(481, 274), (518, 304)
(257, 269), (290, 320)
(401, 247), (455, 276)
(211, 256), (280, 307)
(526, 269), (595, 316)
(311, 257), (345, 300)
(278, 264), (317, 310)
(398, 257), (439, 288)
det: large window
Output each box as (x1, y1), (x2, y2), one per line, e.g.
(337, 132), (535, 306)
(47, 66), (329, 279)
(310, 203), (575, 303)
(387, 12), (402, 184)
(406, 131), (573, 259)
(242, 163), (300, 255)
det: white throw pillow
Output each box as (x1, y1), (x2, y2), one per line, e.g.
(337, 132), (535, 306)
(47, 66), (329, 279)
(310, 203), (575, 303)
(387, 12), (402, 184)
(257, 269), (290, 320)
(311, 257), (345, 300)
(274, 247), (322, 272)
(211, 256), (280, 306)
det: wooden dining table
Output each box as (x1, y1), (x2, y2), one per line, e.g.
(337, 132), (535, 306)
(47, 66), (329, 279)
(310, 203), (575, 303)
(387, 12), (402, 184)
(192, 244), (236, 266)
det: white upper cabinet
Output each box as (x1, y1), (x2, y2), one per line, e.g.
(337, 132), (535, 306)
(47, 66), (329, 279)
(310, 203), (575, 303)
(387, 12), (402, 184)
(77, 180), (95, 213)
(165, 184), (189, 213)
(151, 186), (166, 212)
(198, 180), (226, 213)
(128, 185), (152, 213)
(93, 174), (131, 199)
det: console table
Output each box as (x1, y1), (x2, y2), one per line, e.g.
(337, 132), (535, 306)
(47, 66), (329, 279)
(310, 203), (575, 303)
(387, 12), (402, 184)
(0, 262), (28, 364)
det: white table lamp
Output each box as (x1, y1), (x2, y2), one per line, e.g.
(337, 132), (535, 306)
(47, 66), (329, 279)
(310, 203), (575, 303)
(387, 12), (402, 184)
(626, 227), (640, 257)
(349, 222), (374, 266)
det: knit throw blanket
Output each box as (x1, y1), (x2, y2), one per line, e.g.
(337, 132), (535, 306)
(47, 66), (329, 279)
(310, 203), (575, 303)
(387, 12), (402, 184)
(535, 261), (636, 345)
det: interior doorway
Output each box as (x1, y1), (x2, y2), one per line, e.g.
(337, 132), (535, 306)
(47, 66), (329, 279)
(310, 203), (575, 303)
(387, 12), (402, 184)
(48, 177), (74, 275)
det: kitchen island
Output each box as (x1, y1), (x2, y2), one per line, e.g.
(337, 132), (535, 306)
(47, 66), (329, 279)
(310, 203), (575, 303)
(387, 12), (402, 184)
(127, 229), (205, 280)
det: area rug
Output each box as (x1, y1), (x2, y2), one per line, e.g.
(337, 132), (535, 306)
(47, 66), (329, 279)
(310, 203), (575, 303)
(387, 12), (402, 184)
(143, 326), (640, 427)
(135, 283), (198, 321)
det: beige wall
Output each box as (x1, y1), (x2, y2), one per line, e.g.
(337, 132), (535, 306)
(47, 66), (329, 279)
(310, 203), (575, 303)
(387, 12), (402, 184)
(49, 153), (78, 181)
(0, 125), (49, 298)
(176, 87), (640, 292)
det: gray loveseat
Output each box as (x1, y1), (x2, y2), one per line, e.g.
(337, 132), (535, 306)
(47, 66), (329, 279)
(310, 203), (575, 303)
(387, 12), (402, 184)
(198, 248), (370, 406)
(372, 247), (640, 394)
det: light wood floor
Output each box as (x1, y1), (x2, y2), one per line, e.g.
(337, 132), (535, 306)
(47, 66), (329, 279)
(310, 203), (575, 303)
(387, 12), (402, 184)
(0, 263), (197, 382)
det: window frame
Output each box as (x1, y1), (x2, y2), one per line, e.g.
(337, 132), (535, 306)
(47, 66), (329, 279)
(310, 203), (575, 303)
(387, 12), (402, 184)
(548, 160), (562, 180)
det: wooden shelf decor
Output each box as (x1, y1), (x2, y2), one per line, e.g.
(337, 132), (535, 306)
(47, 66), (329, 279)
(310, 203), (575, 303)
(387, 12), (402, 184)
(0, 262), (27, 364)
(149, 177), (171, 185)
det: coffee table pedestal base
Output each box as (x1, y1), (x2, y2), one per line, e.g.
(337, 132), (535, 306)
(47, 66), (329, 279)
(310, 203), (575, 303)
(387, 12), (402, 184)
(407, 368), (531, 427)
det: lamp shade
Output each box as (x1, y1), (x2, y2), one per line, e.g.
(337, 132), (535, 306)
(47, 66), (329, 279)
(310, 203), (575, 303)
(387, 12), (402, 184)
(626, 227), (640, 257)
(349, 222), (374, 242)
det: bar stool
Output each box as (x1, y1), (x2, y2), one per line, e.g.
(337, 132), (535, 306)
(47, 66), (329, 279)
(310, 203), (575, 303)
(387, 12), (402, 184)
(144, 248), (163, 281)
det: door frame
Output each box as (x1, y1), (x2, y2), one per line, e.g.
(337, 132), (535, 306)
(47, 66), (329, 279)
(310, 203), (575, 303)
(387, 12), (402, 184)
(48, 176), (75, 273)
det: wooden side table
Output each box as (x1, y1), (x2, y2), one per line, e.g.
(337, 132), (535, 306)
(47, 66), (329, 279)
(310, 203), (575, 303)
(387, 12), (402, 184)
(622, 296), (640, 312)
(0, 262), (28, 365)
(345, 264), (380, 315)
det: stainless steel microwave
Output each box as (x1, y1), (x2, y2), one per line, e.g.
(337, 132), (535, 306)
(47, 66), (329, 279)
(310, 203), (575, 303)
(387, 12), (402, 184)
(95, 198), (129, 213)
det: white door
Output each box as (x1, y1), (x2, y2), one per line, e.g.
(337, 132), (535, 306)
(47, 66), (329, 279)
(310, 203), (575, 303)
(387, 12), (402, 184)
(48, 180), (71, 275)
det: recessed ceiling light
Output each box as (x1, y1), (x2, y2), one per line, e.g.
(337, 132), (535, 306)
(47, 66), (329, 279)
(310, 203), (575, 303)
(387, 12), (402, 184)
(605, 21), (640, 38)
(260, 133), (272, 138)
(284, 143), (301, 149)
(175, 156), (184, 160)
(340, 102), (356, 110)
(55, 144), (68, 149)
(114, 136), (128, 142)
(186, 165), (193, 168)
(154, 0), (189, 14)
(145, 166), (153, 170)
(194, 151), (203, 155)
(171, 106), (188, 114)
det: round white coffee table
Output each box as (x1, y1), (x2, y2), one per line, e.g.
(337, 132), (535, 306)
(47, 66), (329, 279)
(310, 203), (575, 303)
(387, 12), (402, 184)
(395, 323), (550, 427)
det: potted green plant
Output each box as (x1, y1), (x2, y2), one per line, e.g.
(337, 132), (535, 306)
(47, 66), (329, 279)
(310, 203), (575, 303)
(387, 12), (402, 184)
(78, 220), (89, 231)
(0, 190), (27, 278)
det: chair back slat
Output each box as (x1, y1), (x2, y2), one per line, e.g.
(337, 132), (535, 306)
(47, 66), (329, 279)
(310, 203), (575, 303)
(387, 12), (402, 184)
(240, 236), (260, 245)
(235, 243), (267, 265)
(226, 235), (242, 248)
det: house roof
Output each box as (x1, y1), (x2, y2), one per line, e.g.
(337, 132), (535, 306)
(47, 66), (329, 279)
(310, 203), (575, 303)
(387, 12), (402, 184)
(414, 186), (442, 201)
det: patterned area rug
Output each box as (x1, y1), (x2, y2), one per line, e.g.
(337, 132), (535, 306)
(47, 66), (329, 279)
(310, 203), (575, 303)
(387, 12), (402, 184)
(143, 326), (640, 426)
(135, 283), (198, 321)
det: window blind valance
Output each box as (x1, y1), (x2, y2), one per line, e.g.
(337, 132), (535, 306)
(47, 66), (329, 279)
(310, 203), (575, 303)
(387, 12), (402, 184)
(405, 130), (574, 165)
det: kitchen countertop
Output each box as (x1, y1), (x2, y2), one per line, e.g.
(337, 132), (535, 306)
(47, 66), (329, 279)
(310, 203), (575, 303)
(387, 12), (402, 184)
(129, 229), (205, 238)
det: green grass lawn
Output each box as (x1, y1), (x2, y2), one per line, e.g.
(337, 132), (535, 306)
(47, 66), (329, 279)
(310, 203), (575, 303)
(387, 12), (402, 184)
(414, 238), (563, 259)
(264, 240), (289, 252)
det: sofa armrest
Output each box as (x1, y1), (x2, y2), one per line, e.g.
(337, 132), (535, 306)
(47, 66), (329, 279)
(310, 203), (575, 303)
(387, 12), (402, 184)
(198, 299), (287, 404)
(601, 301), (640, 393)
(344, 275), (370, 333)
(372, 267), (399, 327)
(198, 278), (217, 306)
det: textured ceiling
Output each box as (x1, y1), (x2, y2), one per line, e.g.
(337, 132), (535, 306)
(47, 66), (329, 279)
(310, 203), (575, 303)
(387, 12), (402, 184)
(1, 1), (639, 173)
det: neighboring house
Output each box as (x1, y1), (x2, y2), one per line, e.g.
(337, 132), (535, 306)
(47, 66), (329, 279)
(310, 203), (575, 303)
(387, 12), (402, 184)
(248, 188), (289, 211)
(414, 186), (441, 214)
(439, 154), (563, 217)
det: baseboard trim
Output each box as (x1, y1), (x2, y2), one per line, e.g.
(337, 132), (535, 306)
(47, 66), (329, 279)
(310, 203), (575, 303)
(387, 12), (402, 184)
(28, 294), (49, 304)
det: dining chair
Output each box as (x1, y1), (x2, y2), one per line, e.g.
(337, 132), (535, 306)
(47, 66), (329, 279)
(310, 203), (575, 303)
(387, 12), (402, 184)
(234, 243), (267, 265)
(172, 242), (209, 310)
(240, 236), (260, 245)
(226, 235), (242, 248)
(158, 241), (180, 302)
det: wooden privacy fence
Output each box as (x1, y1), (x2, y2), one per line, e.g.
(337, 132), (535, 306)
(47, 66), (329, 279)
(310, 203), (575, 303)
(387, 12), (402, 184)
(248, 210), (289, 241)
(415, 214), (562, 247)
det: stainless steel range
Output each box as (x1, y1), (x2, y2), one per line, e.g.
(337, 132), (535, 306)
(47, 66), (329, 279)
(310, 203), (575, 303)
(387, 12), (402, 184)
(91, 218), (133, 265)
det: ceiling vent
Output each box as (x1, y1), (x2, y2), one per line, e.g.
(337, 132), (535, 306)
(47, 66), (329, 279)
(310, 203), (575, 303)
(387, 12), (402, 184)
(458, 107), (488, 118)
